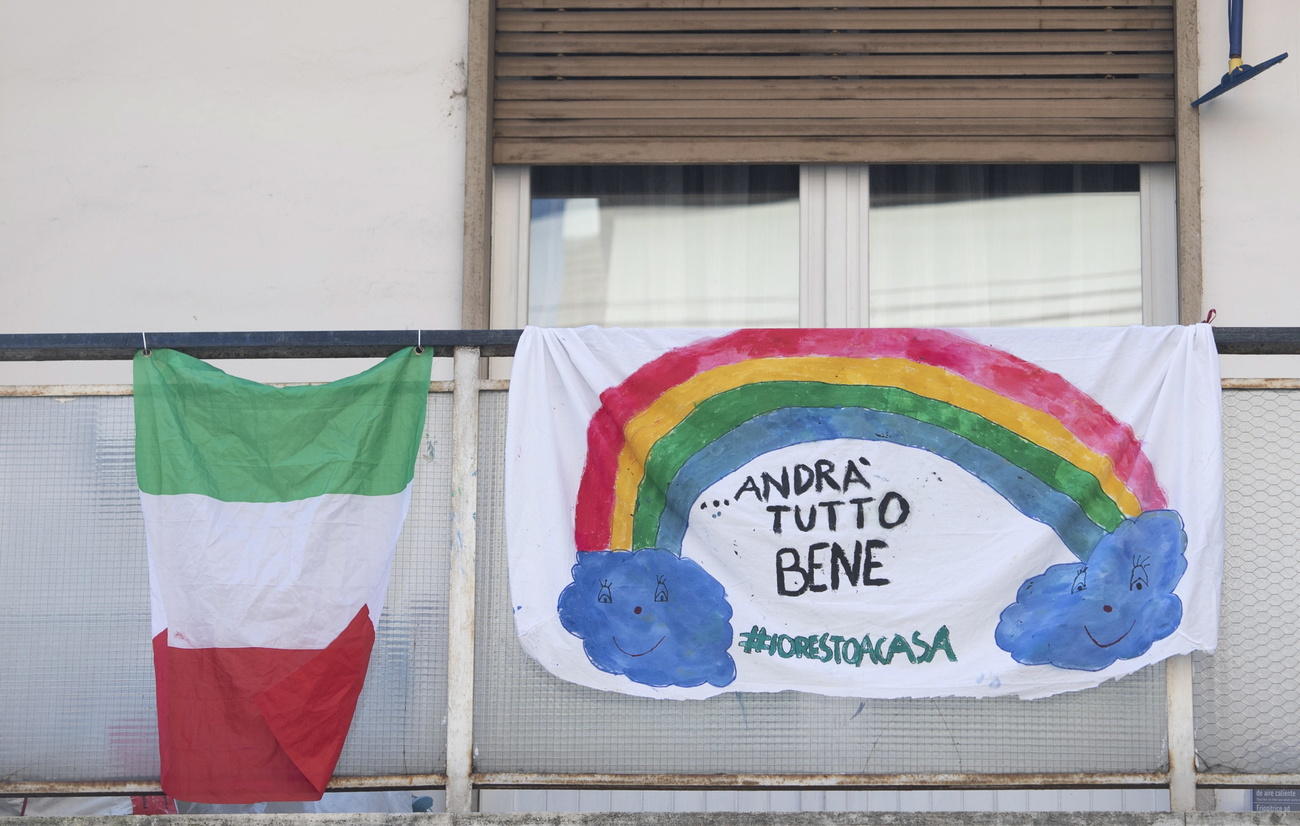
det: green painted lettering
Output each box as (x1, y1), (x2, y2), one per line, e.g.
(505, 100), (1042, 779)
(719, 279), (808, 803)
(888, 634), (917, 664)
(931, 625), (958, 662)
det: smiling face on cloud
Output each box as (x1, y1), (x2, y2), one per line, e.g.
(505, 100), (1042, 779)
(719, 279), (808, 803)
(558, 548), (736, 688)
(995, 510), (1188, 671)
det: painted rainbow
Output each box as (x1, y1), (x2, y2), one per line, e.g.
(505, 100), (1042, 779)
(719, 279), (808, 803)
(574, 328), (1166, 561)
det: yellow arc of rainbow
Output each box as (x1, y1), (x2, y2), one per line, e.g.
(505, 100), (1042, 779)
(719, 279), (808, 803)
(608, 356), (1144, 551)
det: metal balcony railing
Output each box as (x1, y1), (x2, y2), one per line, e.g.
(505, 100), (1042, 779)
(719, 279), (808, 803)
(1, 327), (1298, 814)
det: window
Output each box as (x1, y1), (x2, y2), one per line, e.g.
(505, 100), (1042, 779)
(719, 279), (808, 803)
(490, 164), (1177, 330)
(527, 166), (799, 328)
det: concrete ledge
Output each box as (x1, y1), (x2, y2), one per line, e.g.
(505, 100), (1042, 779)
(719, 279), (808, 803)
(5, 813), (1300, 826)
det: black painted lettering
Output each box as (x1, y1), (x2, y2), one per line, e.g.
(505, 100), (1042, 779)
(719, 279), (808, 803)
(879, 491), (910, 528)
(849, 497), (875, 529)
(794, 463), (816, 495)
(815, 459), (840, 492)
(776, 548), (809, 596)
(841, 459), (870, 492)
(861, 538), (890, 586)
(766, 504), (791, 534)
(761, 468), (790, 501)
(807, 542), (828, 592)
(734, 475), (763, 502)
(793, 503), (817, 532)
(817, 499), (843, 532)
(830, 540), (861, 589)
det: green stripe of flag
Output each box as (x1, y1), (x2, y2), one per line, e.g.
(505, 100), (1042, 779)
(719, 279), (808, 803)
(134, 347), (432, 502)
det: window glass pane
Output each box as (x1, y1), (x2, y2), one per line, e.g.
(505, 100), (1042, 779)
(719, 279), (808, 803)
(867, 164), (1142, 327)
(529, 165), (800, 327)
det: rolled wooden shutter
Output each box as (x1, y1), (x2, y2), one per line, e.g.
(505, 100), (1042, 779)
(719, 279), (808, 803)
(493, 0), (1175, 164)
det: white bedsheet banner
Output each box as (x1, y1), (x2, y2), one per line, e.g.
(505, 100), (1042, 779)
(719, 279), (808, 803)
(505, 326), (1223, 699)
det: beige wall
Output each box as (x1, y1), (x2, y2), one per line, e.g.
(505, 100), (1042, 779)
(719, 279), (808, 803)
(1, 1), (1297, 383)
(1197, 0), (1300, 377)
(0, 1), (467, 384)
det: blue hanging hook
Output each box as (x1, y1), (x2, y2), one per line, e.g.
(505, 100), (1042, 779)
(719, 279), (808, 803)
(1192, 0), (1288, 107)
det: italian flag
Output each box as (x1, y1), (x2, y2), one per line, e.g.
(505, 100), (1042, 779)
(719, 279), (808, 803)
(134, 347), (432, 803)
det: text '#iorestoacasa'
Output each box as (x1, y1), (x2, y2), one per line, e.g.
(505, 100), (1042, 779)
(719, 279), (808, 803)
(736, 625), (956, 667)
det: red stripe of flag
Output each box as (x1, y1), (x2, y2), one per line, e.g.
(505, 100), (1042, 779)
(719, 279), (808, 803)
(153, 606), (374, 803)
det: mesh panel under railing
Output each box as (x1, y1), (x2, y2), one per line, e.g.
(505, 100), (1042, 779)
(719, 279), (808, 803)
(0, 392), (451, 784)
(1193, 388), (1300, 775)
(472, 390), (1168, 776)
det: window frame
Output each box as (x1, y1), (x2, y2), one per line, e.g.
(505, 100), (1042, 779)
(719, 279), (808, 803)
(489, 163), (1179, 331)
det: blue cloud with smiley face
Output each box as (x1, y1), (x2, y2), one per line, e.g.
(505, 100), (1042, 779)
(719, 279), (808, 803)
(995, 510), (1188, 671)
(558, 548), (736, 688)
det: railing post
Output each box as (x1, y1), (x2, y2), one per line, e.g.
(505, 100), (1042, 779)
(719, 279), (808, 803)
(446, 346), (481, 813)
(1167, 654), (1198, 811)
